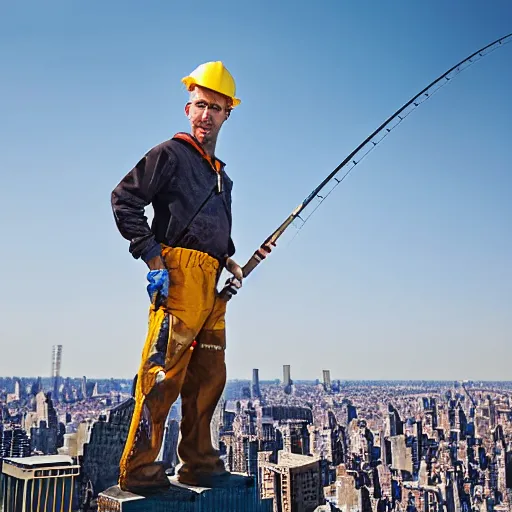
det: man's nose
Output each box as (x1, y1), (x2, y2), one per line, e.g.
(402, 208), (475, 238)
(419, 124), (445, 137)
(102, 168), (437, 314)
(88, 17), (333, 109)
(201, 107), (210, 121)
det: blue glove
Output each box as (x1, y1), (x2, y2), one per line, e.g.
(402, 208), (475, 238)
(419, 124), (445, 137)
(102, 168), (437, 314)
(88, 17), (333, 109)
(146, 269), (169, 305)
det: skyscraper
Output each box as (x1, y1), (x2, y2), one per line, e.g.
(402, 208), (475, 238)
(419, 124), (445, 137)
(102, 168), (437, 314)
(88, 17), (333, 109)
(283, 365), (291, 387)
(252, 369), (261, 399)
(259, 451), (323, 512)
(388, 404), (404, 437)
(51, 345), (63, 402)
(282, 365), (293, 395)
(322, 370), (331, 392)
(81, 376), (87, 400)
(347, 404), (358, 424)
(0, 425), (31, 459)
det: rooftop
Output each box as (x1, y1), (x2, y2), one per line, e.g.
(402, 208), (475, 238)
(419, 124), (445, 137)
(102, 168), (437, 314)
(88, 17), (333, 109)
(3, 455), (74, 468)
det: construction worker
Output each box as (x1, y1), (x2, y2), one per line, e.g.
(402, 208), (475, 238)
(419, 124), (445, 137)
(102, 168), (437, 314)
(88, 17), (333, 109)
(111, 61), (243, 491)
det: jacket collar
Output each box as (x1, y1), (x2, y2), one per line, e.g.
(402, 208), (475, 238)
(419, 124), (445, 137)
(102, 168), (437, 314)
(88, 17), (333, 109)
(172, 132), (225, 173)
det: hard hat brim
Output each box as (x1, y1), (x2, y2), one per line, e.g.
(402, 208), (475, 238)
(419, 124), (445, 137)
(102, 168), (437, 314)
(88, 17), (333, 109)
(181, 76), (241, 107)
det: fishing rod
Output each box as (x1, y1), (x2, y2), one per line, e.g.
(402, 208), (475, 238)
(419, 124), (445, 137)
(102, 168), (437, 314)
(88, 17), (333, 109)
(220, 33), (512, 299)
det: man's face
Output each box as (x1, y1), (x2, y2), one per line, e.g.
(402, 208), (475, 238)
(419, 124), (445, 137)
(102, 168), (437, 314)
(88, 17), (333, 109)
(185, 86), (230, 145)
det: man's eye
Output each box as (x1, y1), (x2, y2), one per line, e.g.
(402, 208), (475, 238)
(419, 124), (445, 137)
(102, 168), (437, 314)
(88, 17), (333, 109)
(211, 105), (222, 112)
(196, 102), (207, 109)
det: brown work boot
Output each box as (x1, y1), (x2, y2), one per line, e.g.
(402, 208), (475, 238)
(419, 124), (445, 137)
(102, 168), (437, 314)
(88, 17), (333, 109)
(120, 462), (171, 493)
(177, 464), (231, 488)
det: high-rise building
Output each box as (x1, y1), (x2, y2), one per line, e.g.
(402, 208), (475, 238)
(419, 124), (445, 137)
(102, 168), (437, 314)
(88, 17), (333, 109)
(30, 377), (42, 397)
(51, 345), (63, 402)
(283, 365), (292, 387)
(388, 404), (403, 437)
(79, 398), (134, 507)
(278, 421), (310, 456)
(81, 376), (87, 400)
(259, 451), (324, 512)
(161, 417), (180, 473)
(335, 464), (360, 511)
(0, 426), (31, 459)
(252, 369), (261, 399)
(322, 370), (331, 392)
(347, 404), (358, 424)
(1, 455), (80, 512)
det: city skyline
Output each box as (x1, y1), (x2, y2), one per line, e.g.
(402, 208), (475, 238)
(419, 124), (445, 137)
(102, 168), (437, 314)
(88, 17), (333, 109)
(4, 374), (512, 511)
(1, 1), (511, 380)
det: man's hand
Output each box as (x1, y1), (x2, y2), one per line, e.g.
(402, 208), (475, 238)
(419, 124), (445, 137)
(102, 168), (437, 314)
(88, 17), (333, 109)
(225, 257), (243, 281)
(147, 255), (166, 270)
(223, 257), (243, 299)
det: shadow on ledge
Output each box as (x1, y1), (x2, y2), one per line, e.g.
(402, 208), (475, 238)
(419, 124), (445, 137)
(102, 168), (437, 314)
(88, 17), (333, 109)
(97, 473), (273, 511)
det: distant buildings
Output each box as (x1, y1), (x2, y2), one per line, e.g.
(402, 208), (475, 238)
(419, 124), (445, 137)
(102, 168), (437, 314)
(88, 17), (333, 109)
(3, 372), (512, 511)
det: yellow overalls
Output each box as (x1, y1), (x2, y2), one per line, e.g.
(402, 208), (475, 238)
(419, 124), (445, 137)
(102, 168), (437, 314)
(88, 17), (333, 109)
(119, 246), (228, 491)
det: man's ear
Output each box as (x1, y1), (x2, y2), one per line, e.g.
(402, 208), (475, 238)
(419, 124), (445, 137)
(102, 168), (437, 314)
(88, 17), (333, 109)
(225, 109), (231, 120)
(185, 102), (191, 117)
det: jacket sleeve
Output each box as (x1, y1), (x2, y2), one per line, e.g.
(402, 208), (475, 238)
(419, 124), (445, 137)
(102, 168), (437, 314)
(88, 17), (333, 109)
(111, 145), (174, 262)
(225, 173), (236, 258)
(228, 237), (236, 257)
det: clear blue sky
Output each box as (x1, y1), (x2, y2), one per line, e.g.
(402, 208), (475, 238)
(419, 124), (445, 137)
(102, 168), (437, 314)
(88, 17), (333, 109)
(1, 1), (511, 381)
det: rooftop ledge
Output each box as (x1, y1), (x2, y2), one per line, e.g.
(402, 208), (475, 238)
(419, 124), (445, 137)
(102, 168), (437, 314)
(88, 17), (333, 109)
(97, 473), (272, 512)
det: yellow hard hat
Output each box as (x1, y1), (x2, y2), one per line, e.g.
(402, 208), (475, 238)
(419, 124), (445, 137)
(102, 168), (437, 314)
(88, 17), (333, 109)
(181, 61), (241, 107)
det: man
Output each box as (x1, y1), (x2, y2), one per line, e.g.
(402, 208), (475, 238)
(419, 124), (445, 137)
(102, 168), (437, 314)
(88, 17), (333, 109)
(111, 61), (243, 491)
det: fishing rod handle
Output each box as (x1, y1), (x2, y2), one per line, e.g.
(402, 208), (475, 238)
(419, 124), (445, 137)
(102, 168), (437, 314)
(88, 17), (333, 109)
(242, 253), (262, 278)
(218, 246), (272, 300)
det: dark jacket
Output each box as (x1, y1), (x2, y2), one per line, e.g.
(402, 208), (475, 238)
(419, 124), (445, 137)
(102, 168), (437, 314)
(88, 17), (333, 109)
(111, 133), (235, 263)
